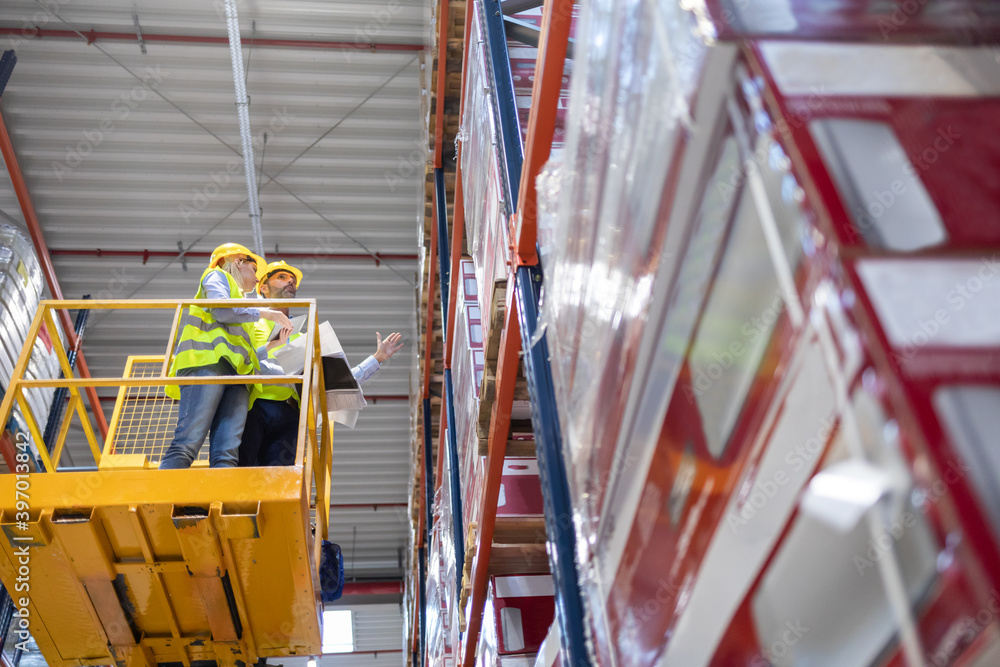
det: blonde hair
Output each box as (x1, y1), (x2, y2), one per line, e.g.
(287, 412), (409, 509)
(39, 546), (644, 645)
(219, 255), (256, 292)
(219, 256), (242, 283)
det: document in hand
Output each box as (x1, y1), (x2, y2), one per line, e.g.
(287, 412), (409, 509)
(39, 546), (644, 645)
(272, 321), (367, 427)
(268, 314), (307, 341)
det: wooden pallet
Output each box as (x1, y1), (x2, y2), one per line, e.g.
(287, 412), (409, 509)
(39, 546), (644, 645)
(477, 365), (530, 448)
(478, 438), (537, 457)
(479, 364), (530, 404)
(458, 516), (549, 630)
(483, 279), (508, 365)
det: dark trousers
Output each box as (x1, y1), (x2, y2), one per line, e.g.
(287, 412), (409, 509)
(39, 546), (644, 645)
(238, 398), (300, 466)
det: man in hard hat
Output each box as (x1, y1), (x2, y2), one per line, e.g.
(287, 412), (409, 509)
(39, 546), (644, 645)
(239, 259), (404, 467)
(160, 244), (293, 469)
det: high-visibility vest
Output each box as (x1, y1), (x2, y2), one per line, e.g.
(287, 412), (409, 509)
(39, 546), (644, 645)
(166, 267), (260, 400)
(250, 318), (302, 406)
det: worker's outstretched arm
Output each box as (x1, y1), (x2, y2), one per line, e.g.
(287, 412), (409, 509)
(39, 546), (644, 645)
(351, 332), (404, 386)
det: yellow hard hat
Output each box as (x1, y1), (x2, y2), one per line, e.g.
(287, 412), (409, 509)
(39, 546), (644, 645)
(258, 260), (304, 289)
(208, 243), (265, 278)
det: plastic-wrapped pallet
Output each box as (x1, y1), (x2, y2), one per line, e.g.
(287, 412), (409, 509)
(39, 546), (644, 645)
(426, 486), (453, 667)
(0, 224), (67, 461)
(425, 521), (445, 666)
(536, 0), (711, 663)
(426, 469), (460, 667)
(452, 260), (485, 537)
(505, 5), (580, 149)
(460, 5), (510, 328)
(537, 0), (707, 555)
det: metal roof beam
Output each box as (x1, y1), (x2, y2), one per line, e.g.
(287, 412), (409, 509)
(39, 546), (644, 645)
(0, 26), (423, 53)
(49, 249), (418, 262)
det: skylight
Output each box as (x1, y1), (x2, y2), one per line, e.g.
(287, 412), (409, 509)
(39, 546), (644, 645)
(322, 610), (354, 654)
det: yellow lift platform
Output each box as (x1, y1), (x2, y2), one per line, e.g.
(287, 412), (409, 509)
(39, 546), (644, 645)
(0, 299), (335, 667)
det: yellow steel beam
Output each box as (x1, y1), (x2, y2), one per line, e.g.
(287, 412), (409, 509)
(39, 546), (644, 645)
(19, 375), (305, 389)
(126, 505), (187, 664)
(316, 350), (332, 542)
(50, 393), (78, 466)
(41, 299), (316, 309)
(305, 399), (325, 542)
(48, 509), (138, 648)
(114, 561), (190, 576)
(172, 505), (241, 644)
(160, 304), (184, 378)
(0, 305), (47, 453)
(24, 507), (116, 663)
(43, 309), (102, 465)
(0, 468), (303, 509)
(294, 305), (318, 469)
(210, 503), (259, 660)
(15, 389), (54, 472)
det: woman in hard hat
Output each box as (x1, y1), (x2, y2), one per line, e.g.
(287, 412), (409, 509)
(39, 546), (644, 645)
(159, 243), (293, 469)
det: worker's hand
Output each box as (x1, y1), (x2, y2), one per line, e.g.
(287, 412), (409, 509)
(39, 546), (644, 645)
(373, 332), (403, 364)
(266, 326), (290, 351)
(260, 309), (294, 336)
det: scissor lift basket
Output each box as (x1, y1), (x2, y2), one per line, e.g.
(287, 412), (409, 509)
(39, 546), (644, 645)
(0, 299), (334, 667)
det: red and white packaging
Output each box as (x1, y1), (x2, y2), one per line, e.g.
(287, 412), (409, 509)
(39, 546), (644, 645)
(506, 6), (579, 148)
(498, 458), (544, 518)
(489, 575), (556, 656)
(464, 456), (545, 542)
(533, 621), (561, 667)
(461, 260), (478, 304)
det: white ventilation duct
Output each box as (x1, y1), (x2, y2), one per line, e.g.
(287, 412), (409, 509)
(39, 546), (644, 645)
(223, 0), (265, 259)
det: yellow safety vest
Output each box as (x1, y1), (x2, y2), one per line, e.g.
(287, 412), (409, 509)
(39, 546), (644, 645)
(166, 267), (261, 400)
(250, 318), (302, 406)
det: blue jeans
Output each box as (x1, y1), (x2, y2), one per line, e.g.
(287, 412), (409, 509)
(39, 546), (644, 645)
(160, 360), (249, 469)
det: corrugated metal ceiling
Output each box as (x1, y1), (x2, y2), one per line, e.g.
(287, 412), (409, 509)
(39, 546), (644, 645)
(0, 0), (430, 659)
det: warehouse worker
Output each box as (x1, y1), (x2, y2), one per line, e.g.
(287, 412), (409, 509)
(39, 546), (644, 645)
(160, 244), (294, 469)
(239, 260), (404, 466)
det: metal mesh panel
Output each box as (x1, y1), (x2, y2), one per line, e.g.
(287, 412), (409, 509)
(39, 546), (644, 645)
(109, 360), (208, 464)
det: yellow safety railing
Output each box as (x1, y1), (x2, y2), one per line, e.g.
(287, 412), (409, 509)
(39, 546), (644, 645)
(0, 298), (334, 541)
